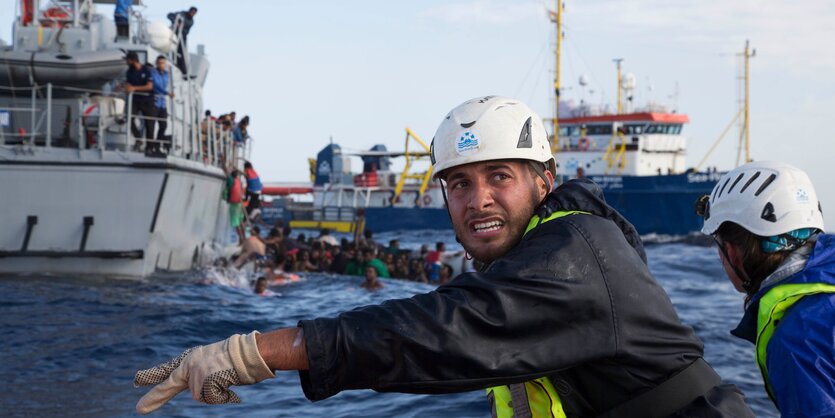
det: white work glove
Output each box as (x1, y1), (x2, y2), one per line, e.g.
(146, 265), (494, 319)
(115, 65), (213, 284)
(134, 331), (275, 414)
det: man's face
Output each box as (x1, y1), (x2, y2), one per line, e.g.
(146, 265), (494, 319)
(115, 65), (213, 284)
(444, 160), (548, 264)
(365, 266), (378, 282)
(156, 58), (167, 72)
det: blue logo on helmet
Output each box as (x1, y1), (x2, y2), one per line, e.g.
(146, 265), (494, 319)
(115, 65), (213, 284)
(456, 132), (479, 155)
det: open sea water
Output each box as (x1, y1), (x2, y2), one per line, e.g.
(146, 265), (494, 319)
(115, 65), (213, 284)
(0, 230), (778, 417)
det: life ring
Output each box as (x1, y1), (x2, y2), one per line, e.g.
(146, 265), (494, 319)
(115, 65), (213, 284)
(577, 137), (590, 151)
(422, 194), (432, 206)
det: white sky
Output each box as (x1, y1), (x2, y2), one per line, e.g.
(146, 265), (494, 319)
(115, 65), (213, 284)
(3, 0), (833, 230)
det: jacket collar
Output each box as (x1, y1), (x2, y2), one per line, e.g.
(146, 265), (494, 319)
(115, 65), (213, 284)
(534, 179), (647, 263)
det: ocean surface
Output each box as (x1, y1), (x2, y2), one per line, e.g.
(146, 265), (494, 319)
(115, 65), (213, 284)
(0, 230), (779, 417)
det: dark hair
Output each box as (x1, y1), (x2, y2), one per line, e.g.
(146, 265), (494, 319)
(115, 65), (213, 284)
(205, 110), (211, 117)
(716, 222), (791, 298)
(364, 230), (373, 239)
(244, 162), (252, 169)
(282, 225), (292, 236)
(436, 242), (445, 251)
(189, 7), (198, 13)
(320, 228), (331, 236)
(251, 226), (260, 235)
(156, 55), (166, 61)
(125, 51), (139, 61)
(256, 276), (267, 283)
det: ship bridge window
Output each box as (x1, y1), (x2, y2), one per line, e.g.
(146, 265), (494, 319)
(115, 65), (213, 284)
(644, 124), (683, 134)
(644, 123), (681, 135)
(624, 124), (645, 134)
(585, 125), (612, 135)
(559, 126), (580, 137)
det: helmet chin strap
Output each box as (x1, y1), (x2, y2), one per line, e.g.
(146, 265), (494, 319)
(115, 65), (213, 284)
(717, 239), (755, 294)
(528, 161), (552, 192)
(438, 178), (462, 245)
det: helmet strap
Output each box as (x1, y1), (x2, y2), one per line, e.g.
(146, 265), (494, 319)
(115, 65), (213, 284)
(527, 161), (552, 195)
(438, 178), (462, 244)
(716, 237), (755, 295)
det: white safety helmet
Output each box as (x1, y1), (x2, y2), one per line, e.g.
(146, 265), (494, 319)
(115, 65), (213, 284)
(430, 96), (556, 181)
(700, 161), (824, 237)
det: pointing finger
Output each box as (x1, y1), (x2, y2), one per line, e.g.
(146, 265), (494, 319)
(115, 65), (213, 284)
(135, 361), (190, 415)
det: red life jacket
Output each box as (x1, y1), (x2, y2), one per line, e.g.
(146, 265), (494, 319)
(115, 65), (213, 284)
(228, 176), (243, 203)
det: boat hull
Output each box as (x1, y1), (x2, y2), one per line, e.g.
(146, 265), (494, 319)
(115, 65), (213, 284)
(588, 172), (721, 236)
(0, 148), (230, 277)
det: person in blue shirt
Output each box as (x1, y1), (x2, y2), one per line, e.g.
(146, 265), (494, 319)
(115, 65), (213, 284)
(699, 161), (835, 417)
(167, 7), (197, 75)
(150, 55), (173, 155)
(122, 51), (154, 151)
(114, 0), (132, 39)
(232, 116), (249, 146)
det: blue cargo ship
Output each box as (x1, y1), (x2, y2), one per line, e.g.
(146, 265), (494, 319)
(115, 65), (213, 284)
(263, 1), (754, 236)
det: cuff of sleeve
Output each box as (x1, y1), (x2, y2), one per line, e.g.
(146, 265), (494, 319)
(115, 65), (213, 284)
(230, 331), (275, 384)
(298, 318), (342, 401)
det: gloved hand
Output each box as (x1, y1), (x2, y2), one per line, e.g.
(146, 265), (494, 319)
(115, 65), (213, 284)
(134, 331), (275, 414)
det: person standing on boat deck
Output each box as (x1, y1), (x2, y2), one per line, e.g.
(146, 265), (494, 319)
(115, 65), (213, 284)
(233, 116), (249, 146)
(134, 96), (754, 417)
(122, 52), (154, 151)
(114, 0), (132, 40)
(697, 161), (835, 417)
(150, 55), (173, 155)
(167, 7), (197, 75)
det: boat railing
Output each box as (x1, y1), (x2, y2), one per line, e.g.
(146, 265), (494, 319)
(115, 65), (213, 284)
(0, 83), (248, 171)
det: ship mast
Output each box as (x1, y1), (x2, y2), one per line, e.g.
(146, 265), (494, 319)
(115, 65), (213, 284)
(613, 58), (624, 114)
(551, 0), (563, 153)
(740, 40), (755, 165)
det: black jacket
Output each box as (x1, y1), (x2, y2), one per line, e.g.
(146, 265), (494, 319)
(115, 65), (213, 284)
(299, 180), (752, 417)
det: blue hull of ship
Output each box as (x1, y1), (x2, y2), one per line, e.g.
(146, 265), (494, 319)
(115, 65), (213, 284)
(588, 172), (722, 235)
(267, 173), (720, 235)
(363, 207), (453, 232)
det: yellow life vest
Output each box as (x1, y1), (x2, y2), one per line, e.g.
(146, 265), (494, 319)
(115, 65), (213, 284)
(486, 210), (588, 418)
(754, 282), (835, 401)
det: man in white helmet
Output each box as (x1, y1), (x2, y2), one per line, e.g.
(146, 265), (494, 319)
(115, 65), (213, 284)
(134, 96), (753, 417)
(697, 161), (834, 416)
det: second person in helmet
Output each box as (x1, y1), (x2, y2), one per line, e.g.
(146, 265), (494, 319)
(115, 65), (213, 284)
(699, 161), (834, 417)
(134, 96), (754, 417)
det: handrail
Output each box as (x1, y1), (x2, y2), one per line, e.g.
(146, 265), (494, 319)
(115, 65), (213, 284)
(391, 127), (433, 205)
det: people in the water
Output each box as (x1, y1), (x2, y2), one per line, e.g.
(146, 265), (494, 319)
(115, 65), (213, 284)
(136, 96), (754, 417)
(253, 276), (273, 296)
(698, 161), (834, 416)
(360, 266), (383, 291)
(233, 225), (265, 268)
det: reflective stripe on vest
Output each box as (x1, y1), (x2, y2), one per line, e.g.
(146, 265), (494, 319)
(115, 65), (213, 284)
(487, 378), (566, 418)
(755, 282), (835, 400)
(524, 210), (589, 236)
(487, 210), (587, 418)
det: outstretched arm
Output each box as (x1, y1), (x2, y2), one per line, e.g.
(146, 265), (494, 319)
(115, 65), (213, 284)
(256, 327), (309, 371)
(134, 328), (308, 414)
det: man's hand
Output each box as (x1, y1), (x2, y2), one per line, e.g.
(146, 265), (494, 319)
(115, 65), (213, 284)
(134, 331), (274, 414)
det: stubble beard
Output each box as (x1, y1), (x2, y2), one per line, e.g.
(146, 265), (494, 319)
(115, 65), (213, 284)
(456, 186), (542, 265)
